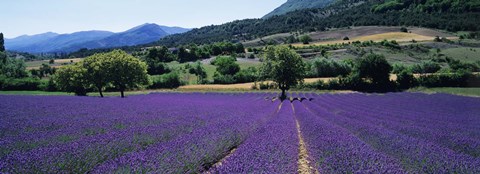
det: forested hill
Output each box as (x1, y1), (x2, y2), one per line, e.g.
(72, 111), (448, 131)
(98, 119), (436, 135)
(263, 0), (336, 18)
(150, 0), (480, 47)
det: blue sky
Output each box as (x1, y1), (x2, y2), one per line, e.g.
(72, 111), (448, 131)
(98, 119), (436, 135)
(0, 0), (286, 38)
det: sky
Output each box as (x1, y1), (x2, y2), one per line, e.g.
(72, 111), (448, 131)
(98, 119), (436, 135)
(0, 0), (286, 38)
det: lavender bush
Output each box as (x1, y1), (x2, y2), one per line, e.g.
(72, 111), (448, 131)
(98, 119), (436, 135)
(0, 92), (478, 173)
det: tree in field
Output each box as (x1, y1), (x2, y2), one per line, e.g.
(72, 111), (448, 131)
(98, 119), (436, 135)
(299, 35), (312, 44)
(0, 33), (5, 65)
(355, 53), (393, 91)
(261, 46), (305, 100)
(104, 50), (149, 98)
(0, 33), (5, 52)
(189, 61), (207, 84)
(55, 64), (89, 96)
(213, 56), (240, 75)
(212, 56), (240, 84)
(82, 53), (109, 97)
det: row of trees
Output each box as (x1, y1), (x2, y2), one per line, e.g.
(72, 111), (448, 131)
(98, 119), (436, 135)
(55, 50), (149, 97)
(144, 42), (245, 64)
(1, 33), (30, 80)
(210, 56), (257, 84)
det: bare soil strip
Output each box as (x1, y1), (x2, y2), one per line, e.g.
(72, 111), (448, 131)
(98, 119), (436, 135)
(291, 103), (317, 174)
(203, 148), (237, 174)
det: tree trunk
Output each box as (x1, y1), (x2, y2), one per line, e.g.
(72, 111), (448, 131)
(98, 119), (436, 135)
(120, 90), (125, 98)
(98, 87), (104, 98)
(280, 88), (287, 101)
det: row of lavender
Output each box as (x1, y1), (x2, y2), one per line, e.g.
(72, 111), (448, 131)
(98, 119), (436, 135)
(1, 92), (479, 173)
(298, 93), (480, 173)
(0, 93), (282, 173)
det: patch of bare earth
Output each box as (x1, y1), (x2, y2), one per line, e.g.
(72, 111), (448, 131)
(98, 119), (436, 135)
(291, 103), (318, 174)
(203, 148), (237, 174)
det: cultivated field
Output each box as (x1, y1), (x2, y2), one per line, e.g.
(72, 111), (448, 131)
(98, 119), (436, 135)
(292, 32), (458, 47)
(1, 92), (479, 173)
(243, 26), (456, 47)
(25, 58), (83, 70)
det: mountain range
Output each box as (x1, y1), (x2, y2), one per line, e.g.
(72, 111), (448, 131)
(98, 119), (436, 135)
(5, 23), (190, 53)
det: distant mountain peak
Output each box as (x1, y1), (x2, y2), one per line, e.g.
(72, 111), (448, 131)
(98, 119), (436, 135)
(5, 23), (190, 53)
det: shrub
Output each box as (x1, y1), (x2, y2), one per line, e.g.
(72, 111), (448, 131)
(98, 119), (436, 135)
(258, 82), (277, 90)
(417, 70), (471, 87)
(338, 73), (366, 91)
(300, 35), (312, 44)
(212, 56), (240, 75)
(448, 59), (480, 72)
(400, 27), (408, 33)
(213, 73), (236, 84)
(39, 78), (58, 92)
(355, 53), (393, 91)
(411, 61), (442, 74)
(147, 62), (171, 75)
(392, 64), (409, 74)
(397, 70), (417, 89)
(0, 77), (41, 91)
(380, 40), (401, 49)
(307, 58), (351, 78)
(234, 67), (258, 83)
(148, 73), (183, 89)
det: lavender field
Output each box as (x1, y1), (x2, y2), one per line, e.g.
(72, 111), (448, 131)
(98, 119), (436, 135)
(0, 92), (479, 173)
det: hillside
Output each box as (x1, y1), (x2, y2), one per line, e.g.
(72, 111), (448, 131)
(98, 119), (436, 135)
(5, 24), (190, 53)
(263, 0), (335, 18)
(151, 0), (480, 47)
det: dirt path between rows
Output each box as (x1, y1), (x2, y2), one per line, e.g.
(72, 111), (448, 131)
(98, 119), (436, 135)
(203, 102), (284, 173)
(291, 103), (318, 174)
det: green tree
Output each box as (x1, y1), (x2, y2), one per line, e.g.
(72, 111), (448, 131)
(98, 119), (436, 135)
(82, 53), (109, 97)
(213, 56), (240, 75)
(261, 46), (305, 100)
(189, 61), (207, 84)
(0, 33), (5, 52)
(299, 35), (312, 44)
(1, 57), (28, 78)
(55, 64), (89, 96)
(104, 50), (149, 98)
(146, 46), (175, 63)
(235, 43), (245, 53)
(396, 70), (416, 90)
(355, 53), (393, 90)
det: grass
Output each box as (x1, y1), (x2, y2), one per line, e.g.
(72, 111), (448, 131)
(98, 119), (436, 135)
(293, 32), (444, 47)
(167, 60), (261, 85)
(409, 87), (480, 97)
(440, 47), (480, 63)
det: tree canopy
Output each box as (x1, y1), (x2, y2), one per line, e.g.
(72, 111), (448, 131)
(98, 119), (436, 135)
(261, 46), (305, 100)
(82, 53), (110, 97)
(355, 53), (393, 91)
(0, 33), (5, 52)
(103, 50), (150, 98)
(55, 50), (149, 97)
(55, 63), (89, 96)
